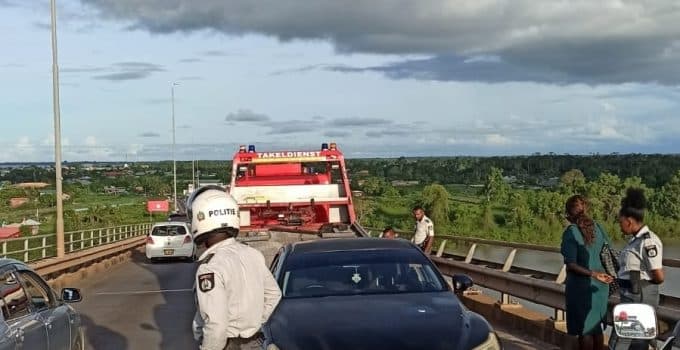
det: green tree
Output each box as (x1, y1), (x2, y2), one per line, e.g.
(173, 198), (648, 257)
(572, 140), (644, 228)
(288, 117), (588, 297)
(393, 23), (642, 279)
(507, 192), (533, 234)
(481, 167), (510, 204)
(652, 171), (680, 219)
(360, 177), (388, 196)
(587, 173), (624, 222)
(419, 184), (451, 227)
(559, 169), (587, 195)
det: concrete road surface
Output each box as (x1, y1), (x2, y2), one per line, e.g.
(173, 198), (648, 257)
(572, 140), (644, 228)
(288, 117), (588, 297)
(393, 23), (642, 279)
(71, 248), (557, 350)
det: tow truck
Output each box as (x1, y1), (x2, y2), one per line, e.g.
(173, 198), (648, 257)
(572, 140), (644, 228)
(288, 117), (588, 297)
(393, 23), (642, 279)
(226, 143), (368, 264)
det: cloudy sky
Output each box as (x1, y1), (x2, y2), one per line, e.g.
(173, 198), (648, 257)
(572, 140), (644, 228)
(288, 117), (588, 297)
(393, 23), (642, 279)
(2, 0), (680, 162)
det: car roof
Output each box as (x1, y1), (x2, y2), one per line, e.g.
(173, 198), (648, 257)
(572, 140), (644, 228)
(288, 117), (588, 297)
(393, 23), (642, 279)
(0, 258), (30, 269)
(288, 237), (415, 254)
(152, 221), (189, 226)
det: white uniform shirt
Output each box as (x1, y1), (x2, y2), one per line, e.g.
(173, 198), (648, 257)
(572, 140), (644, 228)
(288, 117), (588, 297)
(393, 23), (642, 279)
(412, 215), (434, 245)
(618, 225), (663, 281)
(192, 238), (282, 350)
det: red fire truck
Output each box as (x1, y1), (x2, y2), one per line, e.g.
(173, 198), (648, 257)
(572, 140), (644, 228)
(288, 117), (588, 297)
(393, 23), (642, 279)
(229, 143), (358, 233)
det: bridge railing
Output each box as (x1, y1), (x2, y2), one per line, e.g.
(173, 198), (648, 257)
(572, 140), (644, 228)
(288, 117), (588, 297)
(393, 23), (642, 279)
(365, 227), (680, 336)
(1, 223), (153, 263)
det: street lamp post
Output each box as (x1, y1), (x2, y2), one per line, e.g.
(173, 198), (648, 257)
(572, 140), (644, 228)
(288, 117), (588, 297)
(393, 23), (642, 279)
(50, 0), (65, 258)
(171, 82), (179, 212)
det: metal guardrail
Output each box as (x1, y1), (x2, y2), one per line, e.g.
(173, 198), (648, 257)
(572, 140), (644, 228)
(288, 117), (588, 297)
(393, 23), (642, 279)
(365, 227), (680, 336)
(1, 223), (152, 263)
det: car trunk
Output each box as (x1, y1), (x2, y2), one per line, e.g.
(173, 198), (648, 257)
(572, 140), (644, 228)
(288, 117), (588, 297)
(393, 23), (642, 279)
(150, 225), (190, 254)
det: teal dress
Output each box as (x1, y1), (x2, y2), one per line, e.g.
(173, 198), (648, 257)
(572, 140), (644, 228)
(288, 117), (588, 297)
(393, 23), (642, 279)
(560, 223), (611, 336)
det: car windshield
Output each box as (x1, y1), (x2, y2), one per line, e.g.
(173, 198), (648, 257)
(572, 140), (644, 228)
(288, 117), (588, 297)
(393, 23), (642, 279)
(281, 248), (447, 298)
(151, 225), (186, 236)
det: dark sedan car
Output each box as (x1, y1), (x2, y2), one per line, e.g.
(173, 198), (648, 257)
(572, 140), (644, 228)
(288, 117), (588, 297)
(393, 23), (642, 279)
(0, 258), (83, 350)
(263, 238), (502, 350)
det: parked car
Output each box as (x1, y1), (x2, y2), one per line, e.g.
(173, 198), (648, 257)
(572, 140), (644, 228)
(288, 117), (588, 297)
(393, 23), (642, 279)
(145, 221), (197, 262)
(0, 258), (83, 350)
(263, 238), (502, 350)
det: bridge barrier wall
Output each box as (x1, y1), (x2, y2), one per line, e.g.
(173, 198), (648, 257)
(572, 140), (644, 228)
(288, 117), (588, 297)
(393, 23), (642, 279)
(1, 223), (153, 263)
(366, 227), (680, 346)
(0, 224), (154, 290)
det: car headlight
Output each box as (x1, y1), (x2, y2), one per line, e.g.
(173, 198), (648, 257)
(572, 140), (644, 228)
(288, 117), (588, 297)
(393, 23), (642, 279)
(472, 332), (501, 350)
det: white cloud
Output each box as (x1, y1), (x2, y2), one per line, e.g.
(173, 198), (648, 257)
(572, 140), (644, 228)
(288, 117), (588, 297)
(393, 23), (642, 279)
(484, 134), (513, 145)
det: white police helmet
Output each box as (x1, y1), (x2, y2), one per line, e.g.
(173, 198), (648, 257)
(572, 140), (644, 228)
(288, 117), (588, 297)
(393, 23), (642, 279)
(185, 185), (239, 242)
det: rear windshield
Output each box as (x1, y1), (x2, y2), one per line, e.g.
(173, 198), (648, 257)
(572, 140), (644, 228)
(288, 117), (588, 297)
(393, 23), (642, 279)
(151, 225), (187, 236)
(281, 248), (447, 298)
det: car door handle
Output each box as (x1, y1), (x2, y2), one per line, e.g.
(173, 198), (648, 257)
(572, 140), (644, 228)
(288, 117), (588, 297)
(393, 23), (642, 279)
(44, 316), (55, 329)
(16, 329), (24, 343)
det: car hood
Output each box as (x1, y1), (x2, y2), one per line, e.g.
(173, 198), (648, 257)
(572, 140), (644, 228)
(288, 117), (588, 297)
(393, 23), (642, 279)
(265, 291), (492, 350)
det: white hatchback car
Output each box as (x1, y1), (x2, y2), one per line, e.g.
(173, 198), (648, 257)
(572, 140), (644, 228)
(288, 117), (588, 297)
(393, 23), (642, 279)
(145, 221), (196, 262)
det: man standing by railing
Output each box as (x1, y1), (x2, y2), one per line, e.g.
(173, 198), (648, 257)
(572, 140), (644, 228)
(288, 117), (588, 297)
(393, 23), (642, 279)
(411, 206), (434, 254)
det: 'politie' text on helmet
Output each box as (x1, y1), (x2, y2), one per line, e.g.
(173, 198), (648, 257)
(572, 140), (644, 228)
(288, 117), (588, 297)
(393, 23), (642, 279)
(185, 185), (239, 242)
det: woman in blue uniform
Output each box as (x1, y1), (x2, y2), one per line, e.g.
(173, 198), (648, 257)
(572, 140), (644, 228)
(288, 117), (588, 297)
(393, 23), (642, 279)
(561, 195), (614, 350)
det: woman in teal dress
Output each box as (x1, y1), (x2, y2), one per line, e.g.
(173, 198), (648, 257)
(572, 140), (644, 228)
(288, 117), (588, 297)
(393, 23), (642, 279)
(560, 195), (614, 350)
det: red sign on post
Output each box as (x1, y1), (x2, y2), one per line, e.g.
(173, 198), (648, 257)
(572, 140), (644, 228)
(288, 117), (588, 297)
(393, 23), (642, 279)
(147, 200), (169, 213)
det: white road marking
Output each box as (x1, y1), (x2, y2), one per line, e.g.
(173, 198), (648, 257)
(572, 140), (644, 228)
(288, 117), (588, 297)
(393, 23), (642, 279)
(95, 288), (193, 295)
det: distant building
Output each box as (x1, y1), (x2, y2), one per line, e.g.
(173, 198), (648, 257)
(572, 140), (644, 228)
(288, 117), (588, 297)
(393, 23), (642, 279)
(20, 219), (41, 235)
(9, 197), (29, 208)
(0, 227), (20, 239)
(103, 186), (127, 195)
(14, 182), (50, 189)
(391, 180), (420, 187)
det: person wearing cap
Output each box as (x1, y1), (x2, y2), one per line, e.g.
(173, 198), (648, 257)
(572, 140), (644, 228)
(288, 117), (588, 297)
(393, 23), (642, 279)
(188, 185), (282, 350)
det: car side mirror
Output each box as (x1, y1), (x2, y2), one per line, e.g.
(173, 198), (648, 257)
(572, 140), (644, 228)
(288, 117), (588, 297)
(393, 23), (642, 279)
(452, 274), (473, 294)
(613, 303), (657, 340)
(61, 288), (82, 303)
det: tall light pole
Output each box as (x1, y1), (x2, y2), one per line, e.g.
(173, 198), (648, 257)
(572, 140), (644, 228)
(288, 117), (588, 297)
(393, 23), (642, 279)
(191, 137), (196, 188)
(171, 82), (179, 212)
(50, 0), (65, 258)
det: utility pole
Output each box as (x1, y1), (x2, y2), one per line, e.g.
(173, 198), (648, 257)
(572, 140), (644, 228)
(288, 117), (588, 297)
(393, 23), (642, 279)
(50, 0), (65, 258)
(191, 137), (196, 187)
(171, 82), (179, 212)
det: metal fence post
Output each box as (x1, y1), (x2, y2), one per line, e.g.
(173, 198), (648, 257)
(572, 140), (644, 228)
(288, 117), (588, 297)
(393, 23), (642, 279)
(2, 242), (6, 258)
(81, 231), (85, 250)
(464, 243), (477, 263)
(436, 240), (447, 258)
(42, 237), (47, 258)
(24, 239), (29, 262)
(69, 233), (74, 253)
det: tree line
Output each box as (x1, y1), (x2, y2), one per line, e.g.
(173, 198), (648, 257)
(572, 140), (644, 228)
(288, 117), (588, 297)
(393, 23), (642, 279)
(346, 154), (680, 188)
(354, 167), (680, 244)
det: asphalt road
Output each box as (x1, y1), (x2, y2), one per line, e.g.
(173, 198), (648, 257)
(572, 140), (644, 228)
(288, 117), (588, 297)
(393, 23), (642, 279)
(72, 248), (199, 350)
(70, 247), (557, 350)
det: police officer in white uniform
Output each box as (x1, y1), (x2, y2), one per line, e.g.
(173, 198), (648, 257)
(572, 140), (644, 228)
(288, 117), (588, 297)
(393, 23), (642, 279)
(609, 188), (665, 350)
(411, 206), (435, 254)
(187, 185), (282, 350)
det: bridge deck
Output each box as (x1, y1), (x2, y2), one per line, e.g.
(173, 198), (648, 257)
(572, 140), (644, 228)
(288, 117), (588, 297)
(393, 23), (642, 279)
(70, 247), (557, 350)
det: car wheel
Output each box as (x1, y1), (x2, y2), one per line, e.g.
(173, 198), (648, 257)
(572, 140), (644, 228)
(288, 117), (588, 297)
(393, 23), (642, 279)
(72, 329), (85, 350)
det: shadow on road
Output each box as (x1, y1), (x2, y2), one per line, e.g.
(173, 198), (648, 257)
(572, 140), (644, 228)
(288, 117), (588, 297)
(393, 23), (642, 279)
(131, 247), (200, 350)
(81, 314), (128, 350)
